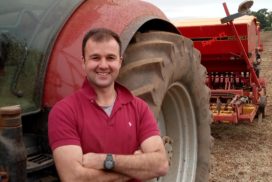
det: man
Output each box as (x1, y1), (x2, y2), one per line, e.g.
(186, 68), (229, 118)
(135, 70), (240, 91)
(48, 28), (169, 182)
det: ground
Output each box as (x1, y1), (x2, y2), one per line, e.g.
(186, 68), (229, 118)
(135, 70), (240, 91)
(209, 31), (272, 182)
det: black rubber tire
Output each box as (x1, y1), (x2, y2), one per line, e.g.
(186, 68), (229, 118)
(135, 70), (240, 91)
(257, 95), (267, 122)
(118, 31), (211, 182)
(259, 96), (266, 116)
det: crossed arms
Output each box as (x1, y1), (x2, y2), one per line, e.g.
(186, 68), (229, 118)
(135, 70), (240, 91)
(53, 136), (169, 182)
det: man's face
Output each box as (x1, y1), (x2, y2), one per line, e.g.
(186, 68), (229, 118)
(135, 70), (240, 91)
(82, 38), (122, 90)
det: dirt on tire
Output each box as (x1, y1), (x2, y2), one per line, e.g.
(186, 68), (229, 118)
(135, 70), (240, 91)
(209, 31), (272, 182)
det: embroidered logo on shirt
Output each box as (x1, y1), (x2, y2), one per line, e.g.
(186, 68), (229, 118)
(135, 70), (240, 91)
(128, 121), (132, 127)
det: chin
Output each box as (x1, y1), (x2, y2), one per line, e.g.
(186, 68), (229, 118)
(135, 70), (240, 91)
(95, 82), (114, 88)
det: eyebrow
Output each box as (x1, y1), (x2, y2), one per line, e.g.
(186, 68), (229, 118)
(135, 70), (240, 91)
(87, 53), (118, 58)
(87, 54), (100, 58)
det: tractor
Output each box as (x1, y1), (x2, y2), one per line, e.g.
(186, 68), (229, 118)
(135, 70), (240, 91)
(0, 0), (211, 181)
(174, 1), (267, 123)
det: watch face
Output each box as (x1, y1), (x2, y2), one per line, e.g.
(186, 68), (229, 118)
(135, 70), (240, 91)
(104, 154), (115, 170)
(105, 160), (114, 170)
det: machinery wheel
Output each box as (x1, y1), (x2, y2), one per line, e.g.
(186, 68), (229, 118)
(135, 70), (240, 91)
(118, 31), (211, 182)
(257, 112), (263, 123)
(257, 95), (266, 123)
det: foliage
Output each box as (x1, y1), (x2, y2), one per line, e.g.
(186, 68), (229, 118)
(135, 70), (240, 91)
(251, 9), (272, 30)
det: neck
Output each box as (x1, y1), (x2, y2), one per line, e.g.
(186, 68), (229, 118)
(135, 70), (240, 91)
(94, 85), (117, 107)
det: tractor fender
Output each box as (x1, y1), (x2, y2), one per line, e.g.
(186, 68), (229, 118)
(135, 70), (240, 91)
(43, 0), (179, 107)
(119, 16), (179, 54)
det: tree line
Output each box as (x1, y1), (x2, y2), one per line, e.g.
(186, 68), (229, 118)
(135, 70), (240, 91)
(251, 9), (272, 31)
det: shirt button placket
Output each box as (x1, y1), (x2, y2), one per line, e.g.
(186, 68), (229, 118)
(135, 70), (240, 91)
(107, 117), (113, 126)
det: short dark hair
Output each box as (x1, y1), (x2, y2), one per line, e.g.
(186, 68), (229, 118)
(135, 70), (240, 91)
(82, 28), (122, 57)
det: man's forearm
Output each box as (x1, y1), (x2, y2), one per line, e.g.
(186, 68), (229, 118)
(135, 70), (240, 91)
(113, 151), (168, 180)
(53, 146), (130, 182)
(82, 151), (168, 180)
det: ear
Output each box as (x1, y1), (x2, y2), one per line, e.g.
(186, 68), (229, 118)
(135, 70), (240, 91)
(81, 56), (86, 70)
(120, 56), (123, 65)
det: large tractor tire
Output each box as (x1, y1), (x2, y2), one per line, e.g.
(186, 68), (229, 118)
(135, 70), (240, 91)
(117, 31), (211, 182)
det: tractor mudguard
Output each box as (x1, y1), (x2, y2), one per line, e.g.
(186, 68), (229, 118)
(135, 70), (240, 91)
(43, 0), (178, 107)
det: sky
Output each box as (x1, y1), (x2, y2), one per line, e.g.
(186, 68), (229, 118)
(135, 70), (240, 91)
(144, 0), (272, 19)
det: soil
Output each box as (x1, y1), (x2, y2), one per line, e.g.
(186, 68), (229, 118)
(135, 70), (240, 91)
(209, 31), (272, 182)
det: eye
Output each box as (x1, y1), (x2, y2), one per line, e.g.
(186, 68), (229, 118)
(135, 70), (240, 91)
(107, 55), (117, 62)
(89, 55), (100, 61)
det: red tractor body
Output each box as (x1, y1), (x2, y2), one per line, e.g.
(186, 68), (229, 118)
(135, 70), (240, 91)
(175, 15), (266, 123)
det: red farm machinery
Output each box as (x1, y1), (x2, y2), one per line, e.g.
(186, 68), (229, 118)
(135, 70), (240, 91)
(174, 1), (267, 123)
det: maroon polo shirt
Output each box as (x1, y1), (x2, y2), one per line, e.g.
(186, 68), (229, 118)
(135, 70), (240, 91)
(48, 79), (160, 155)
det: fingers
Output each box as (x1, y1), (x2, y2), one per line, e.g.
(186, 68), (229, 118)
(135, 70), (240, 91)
(134, 150), (143, 155)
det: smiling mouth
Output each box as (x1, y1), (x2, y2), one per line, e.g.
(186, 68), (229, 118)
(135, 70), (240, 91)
(97, 72), (110, 76)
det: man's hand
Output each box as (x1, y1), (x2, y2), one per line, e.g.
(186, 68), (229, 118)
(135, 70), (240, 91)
(134, 150), (143, 155)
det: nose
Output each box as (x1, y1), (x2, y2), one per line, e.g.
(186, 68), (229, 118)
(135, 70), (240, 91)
(98, 58), (108, 69)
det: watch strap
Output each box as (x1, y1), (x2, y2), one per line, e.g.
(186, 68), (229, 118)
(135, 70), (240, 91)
(106, 153), (113, 161)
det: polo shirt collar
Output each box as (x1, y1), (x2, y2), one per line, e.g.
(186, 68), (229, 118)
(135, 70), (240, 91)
(81, 78), (134, 105)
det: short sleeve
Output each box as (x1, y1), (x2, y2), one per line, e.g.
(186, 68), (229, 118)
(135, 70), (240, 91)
(136, 98), (160, 144)
(48, 100), (81, 151)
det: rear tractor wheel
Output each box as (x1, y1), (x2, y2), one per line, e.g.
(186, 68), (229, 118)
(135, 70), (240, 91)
(118, 31), (211, 182)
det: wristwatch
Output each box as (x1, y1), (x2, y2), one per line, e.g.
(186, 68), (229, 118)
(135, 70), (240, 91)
(103, 154), (115, 171)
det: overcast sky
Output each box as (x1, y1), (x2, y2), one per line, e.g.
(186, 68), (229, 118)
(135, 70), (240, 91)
(144, 0), (272, 19)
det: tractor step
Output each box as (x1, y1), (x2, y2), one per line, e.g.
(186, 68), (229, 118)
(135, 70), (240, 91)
(27, 153), (54, 173)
